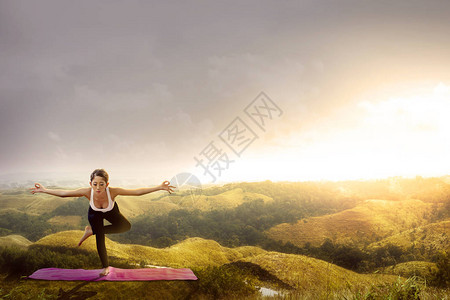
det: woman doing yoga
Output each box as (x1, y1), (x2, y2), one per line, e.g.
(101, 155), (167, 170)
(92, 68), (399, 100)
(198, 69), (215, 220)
(29, 168), (175, 276)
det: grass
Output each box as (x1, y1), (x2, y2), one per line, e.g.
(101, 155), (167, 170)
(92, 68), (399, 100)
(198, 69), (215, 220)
(241, 251), (399, 294)
(2, 273), (448, 299)
(108, 193), (177, 219)
(32, 232), (403, 290)
(381, 261), (438, 279)
(0, 187), (274, 220)
(267, 199), (438, 248)
(368, 220), (450, 257)
(0, 190), (70, 216)
(34, 231), (268, 269)
(0, 179), (448, 298)
(162, 187), (274, 211)
(0, 275), (197, 300)
(1, 232), (449, 299)
(0, 235), (32, 250)
(47, 215), (81, 227)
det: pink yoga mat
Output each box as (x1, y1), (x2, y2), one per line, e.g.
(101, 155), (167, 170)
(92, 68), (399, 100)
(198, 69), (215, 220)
(28, 267), (198, 281)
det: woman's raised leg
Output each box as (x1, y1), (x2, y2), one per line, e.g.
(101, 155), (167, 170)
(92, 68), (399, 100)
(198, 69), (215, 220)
(78, 225), (93, 246)
(103, 203), (131, 234)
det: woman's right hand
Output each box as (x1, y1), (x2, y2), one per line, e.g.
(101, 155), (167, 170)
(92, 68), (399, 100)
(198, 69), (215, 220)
(29, 183), (46, 194)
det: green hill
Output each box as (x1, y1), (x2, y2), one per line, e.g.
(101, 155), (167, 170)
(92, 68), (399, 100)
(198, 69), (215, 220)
(34, 231), (399, 291)
(114, 196), (178, 218)
(0, 235), (32, 249)
(0, 189), (70, 216)
(2, 231), (447, 299)
(381, 261), (438, 279)
(165, 187), (273, 211)
(267, 199), (436, 248)
(35, 231), (266, 269)
(115, 187), (272, 218)
(368, 220), (450, 258)
(0, 187), (273, 220)
(242, 252), (397, 293)
(47, 215), (82, 227)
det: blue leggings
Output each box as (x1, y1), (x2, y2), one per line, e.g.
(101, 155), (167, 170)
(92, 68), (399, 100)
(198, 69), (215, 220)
(88, 202), (131, 268)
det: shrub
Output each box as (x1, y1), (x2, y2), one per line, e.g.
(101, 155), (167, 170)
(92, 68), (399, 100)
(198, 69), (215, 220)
(0, 245), (134, 278)
(430, 251), (449, 287)
(364, 276), (422, 300)
(193, 265), (257, 299)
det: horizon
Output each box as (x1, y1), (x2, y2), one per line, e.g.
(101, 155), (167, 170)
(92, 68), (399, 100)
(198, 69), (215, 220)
(0, 170), (449, 189)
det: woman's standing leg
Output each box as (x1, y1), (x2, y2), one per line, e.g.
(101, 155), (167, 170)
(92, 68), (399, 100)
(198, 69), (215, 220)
(87, 203), (131, 276)
(88, 208), (109, 268)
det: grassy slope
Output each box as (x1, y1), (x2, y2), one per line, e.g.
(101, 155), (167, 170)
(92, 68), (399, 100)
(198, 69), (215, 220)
(0, 235), (32, 249)
(381, 261), (438, 278)
(1, 187), (273, 220)
(35, 231), (265, 268)
(47, 215), (82, 227)
(5, 231), (448, 299)
(114, 196), (178, 218)
(78, 188), (272, 220)
(267, 199), (436, 247)
(367, 220), (450, 254)
(0, 274), (195, 300)
(0, 190), (70, 216)
(66, 187), (273, 226)
(33, 231), (399, 292)
(157, 187), (273, 211)
(242, 252), (397, 294)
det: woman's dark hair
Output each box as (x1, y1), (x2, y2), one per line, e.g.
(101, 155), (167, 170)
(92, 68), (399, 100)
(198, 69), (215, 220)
(90, 169), (109, 183)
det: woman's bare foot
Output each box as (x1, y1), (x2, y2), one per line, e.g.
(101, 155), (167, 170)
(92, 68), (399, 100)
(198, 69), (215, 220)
(100, 266), (110, 276)
(78, 226), (93, 246)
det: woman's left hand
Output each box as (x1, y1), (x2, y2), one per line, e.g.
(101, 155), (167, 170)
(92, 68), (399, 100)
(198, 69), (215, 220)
(160, 181), (176, 194)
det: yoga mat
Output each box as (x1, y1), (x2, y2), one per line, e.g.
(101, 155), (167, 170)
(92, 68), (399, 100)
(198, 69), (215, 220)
(28, 267), (198, 281)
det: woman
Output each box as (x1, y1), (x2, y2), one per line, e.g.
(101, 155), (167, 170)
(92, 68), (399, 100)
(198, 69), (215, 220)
(29, 168), (175, 276)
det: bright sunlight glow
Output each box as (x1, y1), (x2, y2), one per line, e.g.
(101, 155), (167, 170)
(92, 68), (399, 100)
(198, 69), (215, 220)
(216, 82), (450, 183)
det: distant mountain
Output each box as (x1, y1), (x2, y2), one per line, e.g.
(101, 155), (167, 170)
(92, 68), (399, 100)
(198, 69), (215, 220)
(0, 171), (86, 189)
(0, 171), (162, 189)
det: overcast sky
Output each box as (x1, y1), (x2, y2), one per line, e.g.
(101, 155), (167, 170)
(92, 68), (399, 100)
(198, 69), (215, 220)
(1, 0), (450, 186)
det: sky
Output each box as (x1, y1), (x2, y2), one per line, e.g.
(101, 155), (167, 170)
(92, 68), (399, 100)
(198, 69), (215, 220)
(1, 0), (450, 187)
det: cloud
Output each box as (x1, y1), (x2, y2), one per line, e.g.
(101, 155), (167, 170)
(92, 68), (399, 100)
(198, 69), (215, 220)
(47, 131), (61, 142)
(54, 145), (68, 160)
(72, 82), (173, 113)
(434, 82), (450, 95)
(206, 53), (306, 97)
(2, 1), (450, 182)
(358, 85), (450, 134)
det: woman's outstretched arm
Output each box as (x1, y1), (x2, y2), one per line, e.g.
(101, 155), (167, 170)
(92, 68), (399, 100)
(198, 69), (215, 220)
(113, 181), (176, 196)
(29, 183), (89, 198)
